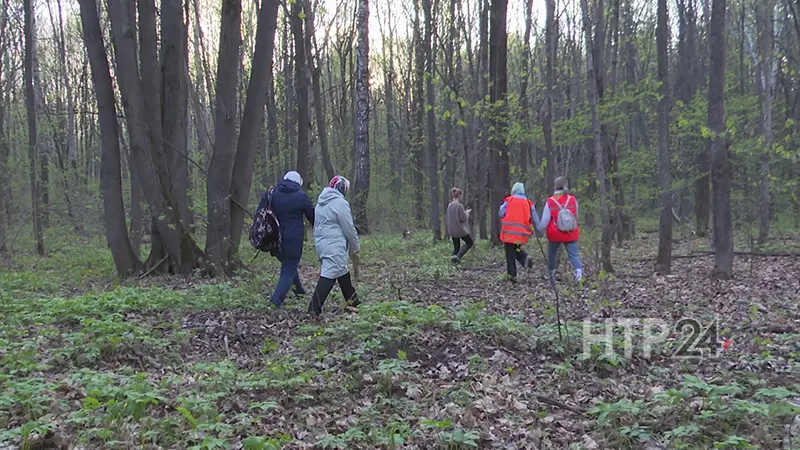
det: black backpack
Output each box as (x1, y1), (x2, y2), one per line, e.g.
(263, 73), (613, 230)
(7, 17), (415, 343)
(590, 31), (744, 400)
(249, 187), (281, 252)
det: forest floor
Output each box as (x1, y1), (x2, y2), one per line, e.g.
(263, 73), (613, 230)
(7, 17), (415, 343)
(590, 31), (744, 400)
(1, 226), (799, 450)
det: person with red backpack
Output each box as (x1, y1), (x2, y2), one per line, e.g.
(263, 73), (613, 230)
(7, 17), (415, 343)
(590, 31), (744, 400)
(499, 182), (540, 282)
(535, 176), (583, 284)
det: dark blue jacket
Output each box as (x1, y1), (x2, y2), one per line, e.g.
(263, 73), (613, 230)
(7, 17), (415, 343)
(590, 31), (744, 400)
(257, 180), (314, 259)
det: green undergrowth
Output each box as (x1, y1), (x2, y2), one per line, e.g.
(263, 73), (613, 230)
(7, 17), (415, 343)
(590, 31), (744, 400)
(2, 231), (798, 449)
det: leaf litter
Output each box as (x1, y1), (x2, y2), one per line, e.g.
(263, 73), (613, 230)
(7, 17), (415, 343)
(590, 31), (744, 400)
(0, 232), (799, 449)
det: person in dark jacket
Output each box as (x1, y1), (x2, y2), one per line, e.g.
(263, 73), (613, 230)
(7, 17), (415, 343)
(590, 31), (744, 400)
(257, 170), (314, 307)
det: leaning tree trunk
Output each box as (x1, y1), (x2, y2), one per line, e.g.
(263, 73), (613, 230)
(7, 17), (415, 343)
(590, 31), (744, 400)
(708, 0), (733, 278)
(0, 12), (7, 256)
(229, 0), (280, 255)
(581, 0), (613, 273)
(352, 0), (370, 233)
(488, 0), (509, 246)
(78, 0), (140, 275)
(23, 0), (44, 256)
(205, 0), (242, 276)
(423, 0), (440, 241)
(656, 0), (673, 274)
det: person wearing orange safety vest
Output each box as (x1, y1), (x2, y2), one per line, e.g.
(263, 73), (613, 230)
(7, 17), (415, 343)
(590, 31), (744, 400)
(498, 182), (541, 282)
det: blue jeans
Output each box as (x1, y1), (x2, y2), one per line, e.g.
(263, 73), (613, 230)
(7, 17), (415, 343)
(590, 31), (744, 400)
(547, 241), (582, 272)
(271, 257), (304, 306)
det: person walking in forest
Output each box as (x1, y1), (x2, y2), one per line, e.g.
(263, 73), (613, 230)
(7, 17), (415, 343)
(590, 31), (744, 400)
(536, 176), (583, 284)
(258, 170), (314, 308)
(309, 175), (361, 317)
(499, 182), (540, 282)
(446, 187), (473, 264)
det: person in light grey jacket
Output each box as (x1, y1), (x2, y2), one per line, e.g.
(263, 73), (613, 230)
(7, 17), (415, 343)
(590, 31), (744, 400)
(309, 175), (361, 316)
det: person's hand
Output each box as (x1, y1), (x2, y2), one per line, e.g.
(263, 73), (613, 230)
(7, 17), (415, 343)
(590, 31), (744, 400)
(466, 209), (472, 215)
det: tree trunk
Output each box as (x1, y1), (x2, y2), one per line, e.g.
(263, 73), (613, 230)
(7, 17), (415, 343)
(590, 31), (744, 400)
(24, 0), (44, 255)
(352, 0), (370, 233)
(708, 0), (732, 278)
(756, 0), (773, 244)
(476, 0), (490, 240)
(423, 0), (440, 240)
(0, 2), (7, 255)
(108, 0), (203, 274)
(229, 0), (279, 255)
(161, 0), (191, 229)
(581, 0), (613, 273)
(78, 0), (139, 274)
(656, 0), (673, 274)
(291, 1), (311, 187)
(412, 0), (425, 225)
(205, 0), (242, 275)
(488, 0), (509, 246)
(543, 0), (557, 196)
(518, 0), (533, 184)
(303, 0), (335, 182)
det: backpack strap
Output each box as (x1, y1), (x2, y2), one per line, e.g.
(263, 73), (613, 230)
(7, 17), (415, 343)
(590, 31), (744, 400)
(551, 195), (564, 210)
(266, 187), (275, 210)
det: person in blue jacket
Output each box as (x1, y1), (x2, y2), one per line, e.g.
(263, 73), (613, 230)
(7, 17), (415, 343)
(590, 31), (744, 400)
(257, 170), (314, 307)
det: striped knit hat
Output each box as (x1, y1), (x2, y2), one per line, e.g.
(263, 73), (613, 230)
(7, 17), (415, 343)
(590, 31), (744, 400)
(328, 175), (351, 195)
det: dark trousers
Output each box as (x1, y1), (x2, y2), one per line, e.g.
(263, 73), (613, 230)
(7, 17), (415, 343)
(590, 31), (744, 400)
(309, 272), (357, 315)
(271, 257), (304, 306)
(452, 235), (474, 258)
(503, 243), (529, 278)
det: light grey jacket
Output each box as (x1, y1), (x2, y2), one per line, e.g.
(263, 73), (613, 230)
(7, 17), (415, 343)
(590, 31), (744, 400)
(314, 187), (361, 279)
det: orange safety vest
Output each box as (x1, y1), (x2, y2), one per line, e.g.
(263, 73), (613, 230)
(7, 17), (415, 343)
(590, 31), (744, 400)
(499, 196), (533, 244)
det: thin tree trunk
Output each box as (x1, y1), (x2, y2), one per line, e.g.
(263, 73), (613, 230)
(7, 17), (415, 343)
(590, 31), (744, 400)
(581, 0), (613, 272)
(352, 0), (370, 232)
(303, 0), (335, 182)
(412, 0), (425, 225)
(476, 0), (489, 240)
(291, 1), (311, 187)
(708, 0), (732, 278)
(24, 0), (44, 255)
(423, 0), (440, 240)
(205, 0), (242, 275)
(756, 0), (773, 243)
(518, 0), (533, 184)
(229, 0), (279, 255)
(78, 0), (139, 274)
(656, 0), (673, 273)
(543, 0), (557, 198)
(0, 0), (7, 255)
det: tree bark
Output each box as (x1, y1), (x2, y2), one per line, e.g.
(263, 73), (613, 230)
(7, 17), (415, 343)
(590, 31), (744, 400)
(291, 1), (311, 187)
(708, 0), (732, 278)
(581, 0), (613, 273)
(205, 0), (242, 275)
(352, 0), (370, 233)
(229, 0), (280, 255)
(107, 0), (203, 274)
(488, 0), (509, 246)
(161, 0), (191, 229)
(476, 0), (489, 240)
(0, 0), (8, 255)
(24, 0), (44, 255)
(78, 0), (139, 274)
(518, 0), (533, 184)
(423, 0), (440, 240)
(756, 0), (773, 244)
(543, 0), (557, 195)
(303, 0), (335, 182)
(656, 0), (673, 274)
(412, 0), (425, 225)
